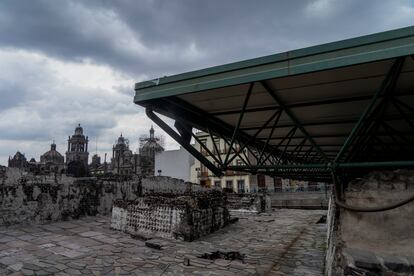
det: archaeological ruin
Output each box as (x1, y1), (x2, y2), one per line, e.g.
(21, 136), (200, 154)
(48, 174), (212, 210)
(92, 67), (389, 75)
(1, 26), (414, 276)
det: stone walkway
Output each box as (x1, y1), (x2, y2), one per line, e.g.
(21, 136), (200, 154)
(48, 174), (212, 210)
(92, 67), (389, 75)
(0, 209), (326, 275)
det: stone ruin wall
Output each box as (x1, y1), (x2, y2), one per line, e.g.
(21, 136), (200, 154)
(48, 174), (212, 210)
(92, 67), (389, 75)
(111, 191), (230, 241)
(226, 193), (271, 214)
(326, 169), (414, 275)
(0, 167), (209, 226)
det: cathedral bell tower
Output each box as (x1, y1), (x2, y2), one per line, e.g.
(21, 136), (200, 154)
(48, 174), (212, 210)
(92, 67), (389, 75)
(66, 124), (89, 177)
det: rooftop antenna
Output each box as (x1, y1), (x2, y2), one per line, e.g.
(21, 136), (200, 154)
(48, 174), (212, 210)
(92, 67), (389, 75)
(95, 136), (98, 155)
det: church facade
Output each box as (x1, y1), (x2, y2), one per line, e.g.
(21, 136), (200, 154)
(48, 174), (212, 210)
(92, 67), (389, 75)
(110, 134), (139, 175)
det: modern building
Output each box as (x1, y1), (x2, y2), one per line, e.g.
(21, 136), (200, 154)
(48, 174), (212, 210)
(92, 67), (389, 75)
(155, 147), (194, 182)
(66, 124), (89, 177)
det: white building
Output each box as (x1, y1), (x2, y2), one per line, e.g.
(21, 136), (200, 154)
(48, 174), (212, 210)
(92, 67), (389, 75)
(154, 147), (194, 182)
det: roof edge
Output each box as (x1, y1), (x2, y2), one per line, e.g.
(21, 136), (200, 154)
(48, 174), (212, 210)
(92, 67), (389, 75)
(135, 26), (414, 90)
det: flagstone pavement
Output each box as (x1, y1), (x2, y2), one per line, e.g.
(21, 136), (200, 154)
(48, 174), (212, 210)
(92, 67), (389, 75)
(0, 209), (326, 275)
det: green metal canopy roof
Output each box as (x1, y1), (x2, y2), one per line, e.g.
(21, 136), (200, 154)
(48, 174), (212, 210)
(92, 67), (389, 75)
(134, 26), (414, 182)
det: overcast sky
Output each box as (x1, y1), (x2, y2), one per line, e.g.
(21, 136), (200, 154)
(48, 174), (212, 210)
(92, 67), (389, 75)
(0, 0), (413, 165)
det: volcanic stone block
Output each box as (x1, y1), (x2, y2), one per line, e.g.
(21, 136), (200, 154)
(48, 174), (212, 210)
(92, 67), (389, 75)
(111, 190), (230, 241)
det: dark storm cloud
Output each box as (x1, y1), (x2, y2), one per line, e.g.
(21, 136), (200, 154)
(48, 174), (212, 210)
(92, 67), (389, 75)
(0, 48), (131, 146)
(1, 0), (413, 79)
(0, 0), (413, 164)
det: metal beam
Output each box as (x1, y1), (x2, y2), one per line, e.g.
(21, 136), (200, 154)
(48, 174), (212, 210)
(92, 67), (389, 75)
(226, 109), (281, 166)
(159, 96), (276, 161)
(228, 160), (414, 171)
(258, 110), (283, 163)
(239, 114), (414, 131)
(212, 91), (414, 116)
(224, 82), (254, 166)
(259, 126), (297, 165)
(334, 58), (405, 163)
(146, 108), (223, 176)
(254, 131), (414, 140)
(345, 57), (405, 162)
(188, 130), (223, 166)
(220, 135), (252, 167)
(207, 129), (223, 164)
(261, 80), (329, 163)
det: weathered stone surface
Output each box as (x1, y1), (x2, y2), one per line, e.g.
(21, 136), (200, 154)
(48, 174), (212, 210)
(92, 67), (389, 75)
(227, 193), (271, 213)
(0, 210), (326, 275)
(0, 168), (210, 227)
(380, 254), (410, 273)
(343, 248), (382, 270)
(112, 191), (230, 241)
(326, 169), (414, 276)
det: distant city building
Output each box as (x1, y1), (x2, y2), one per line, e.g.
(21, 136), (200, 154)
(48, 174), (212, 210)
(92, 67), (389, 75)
(27, 158), (39, 173)
(8, 151), (28, 170)
(155, 147), (194, 182)
(89, 153), (110, 176)
(88, 127), (163, 177)
(111, 134), (139, 175)
(6, 125), (166, 179)
(40, 142), (65, 173)
(139, 126), (164, 176)
(91, 154), (101, 168)
(66, 124), (89, 177)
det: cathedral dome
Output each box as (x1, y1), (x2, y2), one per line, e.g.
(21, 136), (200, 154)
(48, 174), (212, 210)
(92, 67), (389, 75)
(41, 143), (64, 164)
(140, 126), (164, 157)
(141, 139), (164, 152)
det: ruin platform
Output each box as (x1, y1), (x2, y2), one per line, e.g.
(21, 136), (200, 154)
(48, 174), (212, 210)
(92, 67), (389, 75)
(111, 191), (230, 241)
(0, 209), (326, 275)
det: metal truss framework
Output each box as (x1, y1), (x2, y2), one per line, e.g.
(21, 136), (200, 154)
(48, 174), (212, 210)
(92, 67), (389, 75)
(145, 55), (414, 183)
